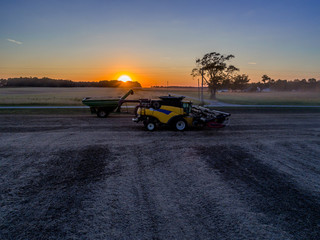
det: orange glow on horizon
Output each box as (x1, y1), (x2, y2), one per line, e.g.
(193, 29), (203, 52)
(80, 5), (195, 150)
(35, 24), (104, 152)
(3, 64), (316, 88)
(117, 75), (132, 82)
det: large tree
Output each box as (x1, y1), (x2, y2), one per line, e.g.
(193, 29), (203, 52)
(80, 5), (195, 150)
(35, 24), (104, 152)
(232, 74), (250, 90)
(261, 74), (271, 84)
(191, 52), (239, 99)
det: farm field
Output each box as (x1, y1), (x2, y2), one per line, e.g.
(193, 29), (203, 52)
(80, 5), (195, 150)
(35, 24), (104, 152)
(0, 87), (319, 106)
(0, 87), (192, 106)
(216, 91), (320, 106)
(1, 109), (320, 239)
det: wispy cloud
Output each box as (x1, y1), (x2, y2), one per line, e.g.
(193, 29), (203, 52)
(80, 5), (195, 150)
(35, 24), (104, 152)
(7, 38), (22, 45)
(248, 62), (257, 65)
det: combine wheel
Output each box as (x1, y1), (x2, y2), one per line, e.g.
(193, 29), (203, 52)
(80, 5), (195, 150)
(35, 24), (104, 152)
(97, 109), (109, 118)
(175, 119), (187, 131)
(144, 121), (156, 131)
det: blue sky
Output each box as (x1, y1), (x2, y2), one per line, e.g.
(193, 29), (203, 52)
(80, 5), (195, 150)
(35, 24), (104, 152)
(1, 0), (320, 86)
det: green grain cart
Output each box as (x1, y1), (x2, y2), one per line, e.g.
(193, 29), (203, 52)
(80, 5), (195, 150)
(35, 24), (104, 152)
(82, 89), (137, 117)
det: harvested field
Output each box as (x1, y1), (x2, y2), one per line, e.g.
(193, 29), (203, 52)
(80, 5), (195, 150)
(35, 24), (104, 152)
(1, 109), (320, 239)
(1, 87), (319, 106)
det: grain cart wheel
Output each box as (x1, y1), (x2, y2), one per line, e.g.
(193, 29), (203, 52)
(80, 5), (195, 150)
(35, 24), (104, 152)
(175, 119), (187, 131)
(145, 121), (156, 131)
(97, 109), (109, 118)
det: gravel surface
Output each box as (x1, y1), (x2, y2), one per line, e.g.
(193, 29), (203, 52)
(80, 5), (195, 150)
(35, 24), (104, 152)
(1, 110), (320, 240)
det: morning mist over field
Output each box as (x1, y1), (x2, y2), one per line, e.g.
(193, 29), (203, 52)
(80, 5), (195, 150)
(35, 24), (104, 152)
(1, 0), (320, 87)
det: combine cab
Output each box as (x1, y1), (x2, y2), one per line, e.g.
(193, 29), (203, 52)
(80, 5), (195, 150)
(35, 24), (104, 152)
(133, 95), (230, 131)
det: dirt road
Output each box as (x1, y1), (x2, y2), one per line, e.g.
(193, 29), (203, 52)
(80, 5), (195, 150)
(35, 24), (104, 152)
(1, 110), (320, 239)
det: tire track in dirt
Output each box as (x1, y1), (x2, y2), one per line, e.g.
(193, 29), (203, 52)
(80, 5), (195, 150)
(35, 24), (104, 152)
(197, 145), (320, 240)
(254, 141), (320, 207)
(0, 146), (119, 239)
(127, 144), (171, 239)
(114, 144), (269, 239)
(278, 141), (320, 174)
(134, 150), (161, 238)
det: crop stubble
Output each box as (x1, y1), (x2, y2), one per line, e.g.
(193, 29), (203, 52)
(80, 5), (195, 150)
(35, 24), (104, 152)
(0, 110), (320, 239)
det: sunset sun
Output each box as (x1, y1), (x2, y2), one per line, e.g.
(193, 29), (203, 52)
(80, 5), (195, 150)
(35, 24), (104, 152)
(118, 75), (132, 82)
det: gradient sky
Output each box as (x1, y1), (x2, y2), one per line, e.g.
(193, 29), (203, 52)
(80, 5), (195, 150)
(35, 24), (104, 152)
(1, 0), (320, 86)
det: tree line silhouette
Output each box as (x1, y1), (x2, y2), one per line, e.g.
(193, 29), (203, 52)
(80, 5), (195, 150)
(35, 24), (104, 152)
(218, 75), (320, 92)
(0, 77), (142, 88)
(192, 52), (320, 99)
(152, 76), (320, 92)
(0, 76), (319, 92)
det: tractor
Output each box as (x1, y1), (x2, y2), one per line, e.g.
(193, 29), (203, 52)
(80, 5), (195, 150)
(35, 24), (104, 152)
(132, 95), (230, 131)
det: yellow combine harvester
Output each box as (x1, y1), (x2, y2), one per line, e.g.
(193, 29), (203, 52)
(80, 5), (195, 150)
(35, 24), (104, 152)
(132, 95), (230, 131)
